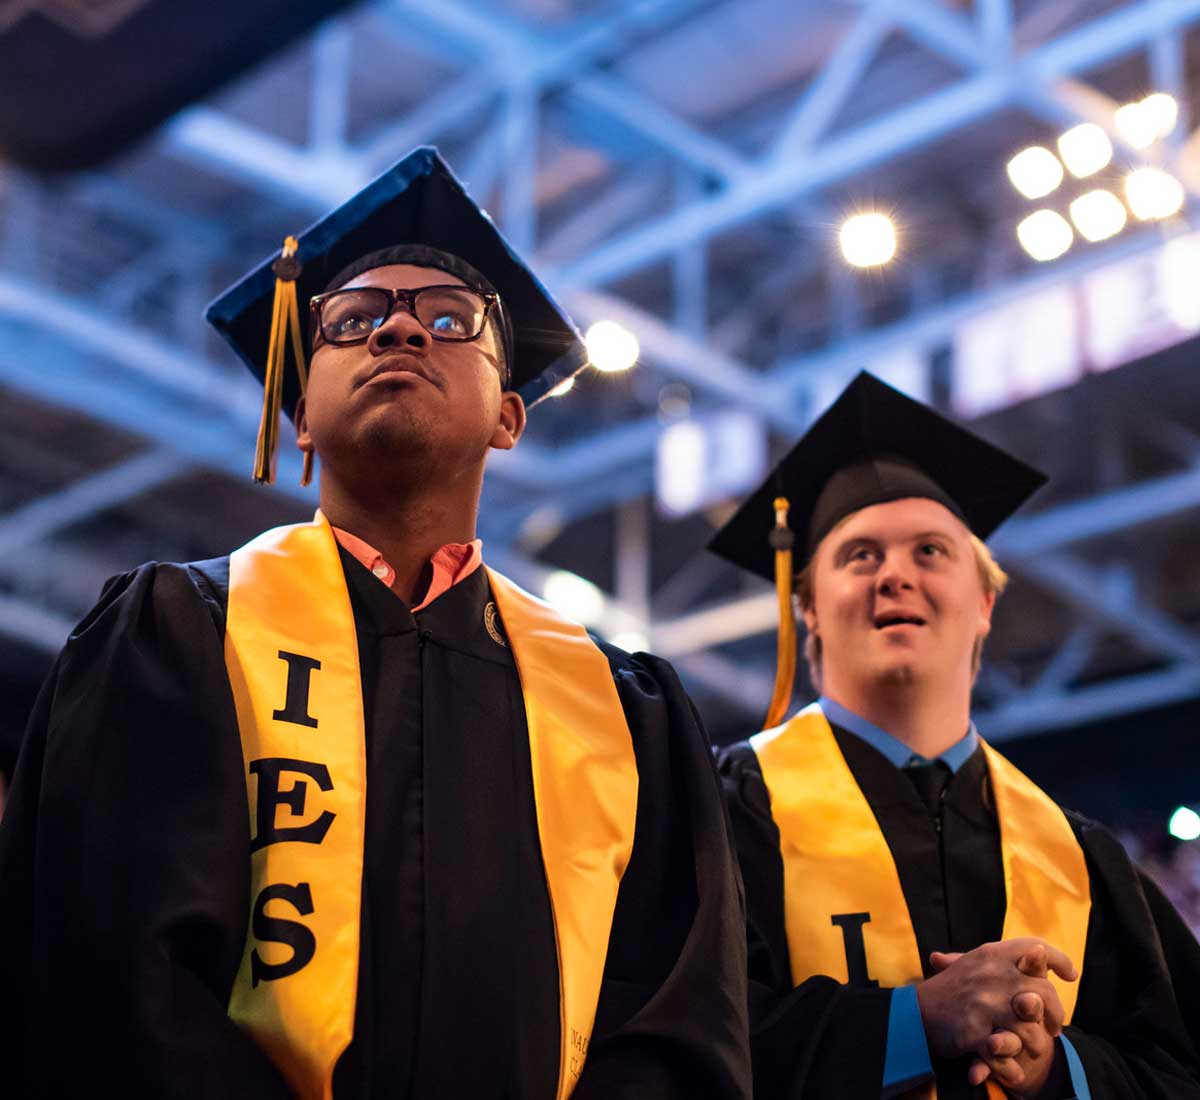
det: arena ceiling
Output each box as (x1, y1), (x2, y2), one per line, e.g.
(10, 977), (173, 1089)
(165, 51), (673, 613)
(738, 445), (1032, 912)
(3, 0), (1200, 754)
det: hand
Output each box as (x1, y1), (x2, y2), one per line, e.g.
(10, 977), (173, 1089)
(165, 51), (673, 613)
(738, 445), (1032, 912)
(915, 938), (1077, 1063)
(961, 946), (1072, 1097)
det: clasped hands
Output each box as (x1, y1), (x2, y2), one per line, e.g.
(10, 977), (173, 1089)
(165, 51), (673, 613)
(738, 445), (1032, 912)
(915, 937), (1077, 1098)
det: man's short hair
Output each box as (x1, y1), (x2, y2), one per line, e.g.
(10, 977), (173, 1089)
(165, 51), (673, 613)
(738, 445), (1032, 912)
(793, 528), (1008, 692)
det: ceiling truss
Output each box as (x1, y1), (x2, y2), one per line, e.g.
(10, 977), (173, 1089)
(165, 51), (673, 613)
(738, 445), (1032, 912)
(3, 0), (1200, 739)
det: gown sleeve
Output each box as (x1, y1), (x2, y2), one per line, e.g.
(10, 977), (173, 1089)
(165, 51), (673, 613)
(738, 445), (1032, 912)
(570, 647), (753, 1100)
(0, 562), (292, 1099)
(1062, 813), (1200, 1099)
(715, 742), (894, 1100)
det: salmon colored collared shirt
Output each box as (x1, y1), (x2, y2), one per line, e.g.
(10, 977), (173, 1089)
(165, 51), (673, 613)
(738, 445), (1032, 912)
(332, 526), (483, 611)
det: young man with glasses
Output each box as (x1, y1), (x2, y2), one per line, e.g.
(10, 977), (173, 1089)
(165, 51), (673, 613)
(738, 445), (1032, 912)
(0, 148), (751, 1100)
(712, 373), (1200, 1100)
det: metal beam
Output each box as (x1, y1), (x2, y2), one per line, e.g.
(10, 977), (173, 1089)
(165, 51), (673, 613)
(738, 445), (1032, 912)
(391, 1), (754, 186)
(555, 68), (1014, 287)
(995, 463), (1200, 557)
(0, 335), (314, 502)
(501, 81), (539, 254)
(569, 76), (752, 184)
(773, 4), (894, 159)
(672, 171), (708, 338)
(565, 289), (804, 433)
(976, 0), (1013, 57)
(652, 590), (777, 655)
(0, 450), (188, 556)
(0, 593), (75, 655)
(768, 226), (1164, 393)
(165, 107), (368, 209)
(538, 173), (663, 261)
(877, 0), (982, 72)
(556, 0), (1200, 289)
(675, 650), (774, 719)
(309, 21), (352, 151)
(0, 275), (255, 413)
(1013, 554), (1200, 664)
(391, 0), (706, 85)
(358, 73), (499, 171)
(980, 661), (1200, 740)
(1022, 623), (1099, 690)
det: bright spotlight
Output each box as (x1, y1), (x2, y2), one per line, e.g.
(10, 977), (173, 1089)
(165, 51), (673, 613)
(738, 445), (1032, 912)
(1069, 188), (1128, 242)
(1007, 146), (1064, 199)
(548, 375), (576, 397)
(1017, 209), (1074, 261)
(1115, 101), (1156, 149)
(1125, 167), (1186, 220)
(1168, 805), (1200, 842)
(1116, 93), (1179, 149)
(586, 320), (639, 373)
(840, 212), (897, 267)
(543, 570), (606, 625)
(1057, 123), (1113, 178)
(1142, 92), (1179, 138)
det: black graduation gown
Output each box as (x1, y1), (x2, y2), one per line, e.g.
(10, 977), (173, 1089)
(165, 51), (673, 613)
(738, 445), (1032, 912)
(0, 549), (751, 1100)
(717, 727), (1200, 1100)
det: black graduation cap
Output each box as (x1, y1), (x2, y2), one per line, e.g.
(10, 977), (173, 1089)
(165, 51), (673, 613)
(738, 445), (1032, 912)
(205, 146), (588, 481)
(708, 371), (1048, 584)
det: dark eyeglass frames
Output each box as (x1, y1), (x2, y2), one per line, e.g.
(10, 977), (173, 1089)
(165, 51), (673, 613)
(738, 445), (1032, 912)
(310, 285), (499, 348)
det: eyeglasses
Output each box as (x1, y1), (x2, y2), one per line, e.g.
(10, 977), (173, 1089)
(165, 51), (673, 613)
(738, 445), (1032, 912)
(310, 285), (499, 347)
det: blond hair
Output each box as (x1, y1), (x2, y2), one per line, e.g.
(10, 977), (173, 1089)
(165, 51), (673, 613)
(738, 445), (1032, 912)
(794, 530), (1007, 691)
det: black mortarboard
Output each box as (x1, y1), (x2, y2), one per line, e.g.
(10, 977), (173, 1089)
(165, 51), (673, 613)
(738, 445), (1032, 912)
(205, 147), (588, 481)
(708, 371), (1048, 583)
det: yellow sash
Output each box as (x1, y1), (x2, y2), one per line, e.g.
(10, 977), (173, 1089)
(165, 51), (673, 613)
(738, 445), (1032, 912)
(751, 704), (1090, 1096)
(224, 514), (638, 1100)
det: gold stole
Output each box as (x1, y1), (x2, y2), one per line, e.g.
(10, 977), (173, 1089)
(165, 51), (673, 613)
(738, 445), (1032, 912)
(751, 703), (1090, 1099)
(224, 514), (639, 1100)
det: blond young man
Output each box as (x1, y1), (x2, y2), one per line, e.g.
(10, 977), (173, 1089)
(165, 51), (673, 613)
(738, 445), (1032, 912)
(713, 373), (1200, 1100)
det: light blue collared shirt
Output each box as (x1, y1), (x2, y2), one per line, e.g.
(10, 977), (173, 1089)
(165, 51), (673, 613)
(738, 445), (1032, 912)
(818, 694), (978, 774)
(817, 698), (1091, 1099)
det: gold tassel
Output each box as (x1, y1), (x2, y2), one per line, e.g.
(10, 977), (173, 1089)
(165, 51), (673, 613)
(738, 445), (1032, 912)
(763, 496), (797, 730)
(253, 236), (311, 485)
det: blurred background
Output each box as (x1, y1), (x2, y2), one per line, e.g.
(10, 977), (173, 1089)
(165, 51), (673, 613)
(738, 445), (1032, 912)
(1, 0), (1198, 928)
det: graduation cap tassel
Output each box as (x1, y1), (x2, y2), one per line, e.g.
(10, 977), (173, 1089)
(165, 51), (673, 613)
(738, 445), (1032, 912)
(763, 497), (797, 730)
(253, 236), (309, 485)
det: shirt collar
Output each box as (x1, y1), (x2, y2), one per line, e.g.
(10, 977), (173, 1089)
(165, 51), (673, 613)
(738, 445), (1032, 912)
(330, 525), (483, 612)
(817, 695), (978, 773)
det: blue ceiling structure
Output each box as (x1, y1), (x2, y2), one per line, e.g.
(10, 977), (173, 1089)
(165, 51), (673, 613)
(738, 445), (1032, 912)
(3, 0), (1200, 750)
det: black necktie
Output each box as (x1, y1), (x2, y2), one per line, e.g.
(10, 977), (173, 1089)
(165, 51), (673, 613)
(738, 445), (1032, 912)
(906, 760), (951, 817)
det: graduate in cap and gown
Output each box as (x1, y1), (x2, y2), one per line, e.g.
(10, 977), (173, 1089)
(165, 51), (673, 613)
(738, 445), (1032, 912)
(711, 373), (1200, 1099)
(0, 148), (751, 1100)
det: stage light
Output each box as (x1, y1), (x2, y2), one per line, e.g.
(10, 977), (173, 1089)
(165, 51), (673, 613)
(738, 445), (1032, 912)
(548, 375), (576, 397)
(1125, 167), (1185, 220)
(840, 212), (897, 267)
(1142, 93), (1179, 138)
(609, 630), (649, 653)
(1069, 189), (1127, 242)
(1115, 93), (1179, 149)
(1017, 209), (1074, 261)
(1168, 805), (1200, 842)
(543, 570), (606, 625)
(1007, 146), (1064, 199)
(1057, 123), (1112, 178)
(586, 320), (639, 373)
